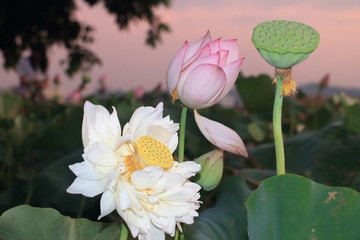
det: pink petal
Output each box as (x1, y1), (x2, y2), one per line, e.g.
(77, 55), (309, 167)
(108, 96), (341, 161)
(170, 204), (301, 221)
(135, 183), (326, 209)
(218, 50), (229, 67)
(216, 58), (244, 102)
(184, 31), (212, 62)
(178, 64), (226, 109)
(166, 41), (189, 94)
(182, 44), (211, 70)
(194, 110), (248, 156)
(219, 39), (241, 64)
(208, 38), (221, 53)
(178, 51), (221, 92)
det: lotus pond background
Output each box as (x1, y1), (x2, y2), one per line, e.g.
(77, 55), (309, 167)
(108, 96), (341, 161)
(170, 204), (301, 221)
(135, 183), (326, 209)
(1, 0), (360, 238)
(1, 72), (360, 239)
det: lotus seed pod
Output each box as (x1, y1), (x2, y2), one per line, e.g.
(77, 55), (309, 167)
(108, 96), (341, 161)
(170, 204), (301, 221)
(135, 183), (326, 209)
(252, 20), (320, 68)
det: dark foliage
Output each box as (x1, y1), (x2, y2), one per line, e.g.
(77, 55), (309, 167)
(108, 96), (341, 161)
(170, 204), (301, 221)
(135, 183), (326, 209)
(0, 0), (171, 75)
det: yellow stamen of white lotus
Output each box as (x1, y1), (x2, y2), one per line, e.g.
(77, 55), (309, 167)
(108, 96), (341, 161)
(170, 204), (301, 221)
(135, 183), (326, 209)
(136, 136), (173, 168)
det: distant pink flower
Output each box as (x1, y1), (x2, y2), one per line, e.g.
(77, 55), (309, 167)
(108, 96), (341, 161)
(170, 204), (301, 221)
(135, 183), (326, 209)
(166, 31), (247, 157)
(68, 89), (82, 104)
(54, 74), (61, 86)
(166, 31), (244, 109)
(99, 74), (107, 84)
(134, 86), (145, 100)
(319, 73), (330, 89)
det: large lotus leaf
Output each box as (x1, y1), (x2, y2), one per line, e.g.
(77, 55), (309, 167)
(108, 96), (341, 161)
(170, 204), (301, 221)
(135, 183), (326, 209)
(0, 205), (121, 240)
(246, 174), (360, 240)
(235, 74), (275, 113)
(345, 104), (360, 134)
(238, 169), (276, 189)
(31, 149), (100, 218)
(36, 105), (83, 151)
(0, 92), (23, 119)
(186, 176), (251, 240)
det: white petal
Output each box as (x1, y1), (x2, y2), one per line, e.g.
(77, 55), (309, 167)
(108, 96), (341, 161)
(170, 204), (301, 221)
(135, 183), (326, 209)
(125, 213), (141, 239)
(98, 190), (116, 219)
(86, 142), (119, 167)
(168, 161), (201, 179)
(66, 177), (107, 197)
(194, 110), (248, 157)
(131, 170), (159, 191)
(109, 107), (122, 138)
(146, 125), (171, 145)
(126, 103), (164, 141)
(82, 101), (121, 149)
(69, 161), (105, 180)
(119, 187), (132, 210)
(150, 224), (165, 240)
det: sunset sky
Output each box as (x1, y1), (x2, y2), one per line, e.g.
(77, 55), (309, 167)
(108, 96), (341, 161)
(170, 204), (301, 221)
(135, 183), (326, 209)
(1, 0), (359, 95)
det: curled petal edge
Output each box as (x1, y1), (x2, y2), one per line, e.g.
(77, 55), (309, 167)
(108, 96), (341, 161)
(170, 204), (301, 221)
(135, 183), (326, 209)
(194, 110), (248, 157)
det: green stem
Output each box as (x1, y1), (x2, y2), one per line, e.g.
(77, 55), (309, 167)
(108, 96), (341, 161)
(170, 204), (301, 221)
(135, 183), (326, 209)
(179, 225), (186, 240)
(311, 87), (322, 129)
(76, 197), (87, 218)
(175, 228), (180, 240)
(178, 106), (188, 163)
(273, 74), (286, 175)
(174, 106), (188, 239)
(175, 225), (186, 240)
(25, 183), (33, 204)
(120, 222), (129, 240)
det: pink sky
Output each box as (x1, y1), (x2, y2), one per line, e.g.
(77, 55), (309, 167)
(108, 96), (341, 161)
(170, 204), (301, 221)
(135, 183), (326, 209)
(1, 0), (360, 95)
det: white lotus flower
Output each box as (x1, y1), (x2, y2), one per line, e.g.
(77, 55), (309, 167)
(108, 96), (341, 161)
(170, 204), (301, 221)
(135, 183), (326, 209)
(67, 101), (201, 240)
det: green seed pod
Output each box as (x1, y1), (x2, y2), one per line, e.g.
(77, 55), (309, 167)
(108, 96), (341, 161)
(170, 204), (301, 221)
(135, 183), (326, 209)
(252, 20), (320, 68)
(194, 149), (223, 191)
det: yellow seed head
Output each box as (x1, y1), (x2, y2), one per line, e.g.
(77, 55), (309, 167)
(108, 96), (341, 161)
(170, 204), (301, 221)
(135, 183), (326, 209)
(136, 136), (173, 168)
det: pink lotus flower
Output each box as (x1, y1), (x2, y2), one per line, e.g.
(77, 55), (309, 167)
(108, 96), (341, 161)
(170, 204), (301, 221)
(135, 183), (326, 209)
(68, 89), (82, 104)
(134, 86), (145, 100)
(166, 31), (244, 109)
(166, 31), (247, 157)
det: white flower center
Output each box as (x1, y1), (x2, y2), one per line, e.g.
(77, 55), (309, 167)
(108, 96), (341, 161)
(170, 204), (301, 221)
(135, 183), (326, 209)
(118, 136), (173, 179)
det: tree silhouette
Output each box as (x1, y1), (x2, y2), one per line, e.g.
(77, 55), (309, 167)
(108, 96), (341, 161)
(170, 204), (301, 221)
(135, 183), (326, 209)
(0, 0), (171, 76)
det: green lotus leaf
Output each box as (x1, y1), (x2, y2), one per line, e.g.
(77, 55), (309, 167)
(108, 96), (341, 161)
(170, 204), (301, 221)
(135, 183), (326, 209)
(0, 205), (121, 240)
(246, 174), (360, 240)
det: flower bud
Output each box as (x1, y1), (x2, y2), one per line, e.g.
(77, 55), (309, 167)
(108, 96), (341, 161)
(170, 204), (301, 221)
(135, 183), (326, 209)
(319, 73), (330, 90)
(194, 149), (224, 191)
(166, 31), (244, 109)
